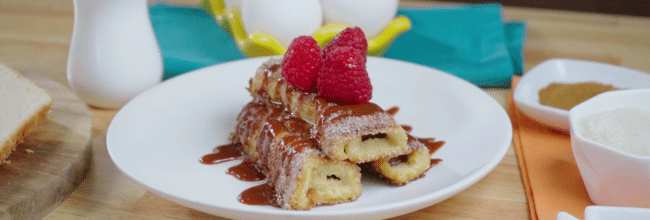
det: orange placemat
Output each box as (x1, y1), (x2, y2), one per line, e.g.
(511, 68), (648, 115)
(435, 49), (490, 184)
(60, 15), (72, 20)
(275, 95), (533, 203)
(509, 76), (594, 220)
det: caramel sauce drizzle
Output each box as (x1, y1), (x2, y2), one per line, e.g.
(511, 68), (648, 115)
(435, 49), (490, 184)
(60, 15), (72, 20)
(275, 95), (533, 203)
(226, 160), (265, 182)
(204, 101), (446, 208)
(408, 135), (445, 155)
(238, 183), (281, 208)
(389, 106), (445, 165)
(401, 125), (413, 133)
(318, 102), (384, 126)
(254, 102), (319, 186)
(430, 159), (442, 166)
(199, 143), (242, 165)
(386, 106), (400, 116)
(224, 101), (323, 207)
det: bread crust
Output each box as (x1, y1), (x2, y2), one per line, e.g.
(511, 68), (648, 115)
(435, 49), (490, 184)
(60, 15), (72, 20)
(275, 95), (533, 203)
(0, 100), (52, 163)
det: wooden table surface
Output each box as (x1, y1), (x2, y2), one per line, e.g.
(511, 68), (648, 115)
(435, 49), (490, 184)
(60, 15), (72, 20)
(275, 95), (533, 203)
(2, 0), (650, 219)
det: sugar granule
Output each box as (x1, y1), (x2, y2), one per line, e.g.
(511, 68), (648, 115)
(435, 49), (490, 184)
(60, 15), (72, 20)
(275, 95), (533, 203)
(578, 108), (650, 156)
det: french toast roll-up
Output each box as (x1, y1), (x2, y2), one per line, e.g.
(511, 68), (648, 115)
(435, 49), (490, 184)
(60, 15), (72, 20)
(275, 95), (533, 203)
(232, 101), (362, 210)
(248, 58), (409, 163)
(362, 136), (434, 185)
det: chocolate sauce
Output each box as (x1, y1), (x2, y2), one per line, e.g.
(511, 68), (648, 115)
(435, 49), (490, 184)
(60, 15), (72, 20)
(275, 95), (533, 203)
(227, 161), (266, 181)
(238, 183), (281, 208)
(389, 155), (410, 166)
(361, 133), (387, 141)
(430, 158), (442, 166)
(199, 143), (243, 165)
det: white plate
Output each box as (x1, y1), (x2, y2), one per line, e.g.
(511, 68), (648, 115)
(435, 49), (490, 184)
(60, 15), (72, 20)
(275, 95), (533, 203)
(107, 57), (513, 220)
(513, 58), (650, 132)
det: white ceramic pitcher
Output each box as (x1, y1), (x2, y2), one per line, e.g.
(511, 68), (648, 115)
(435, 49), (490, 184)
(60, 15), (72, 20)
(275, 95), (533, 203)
(67, 0), (162, 109)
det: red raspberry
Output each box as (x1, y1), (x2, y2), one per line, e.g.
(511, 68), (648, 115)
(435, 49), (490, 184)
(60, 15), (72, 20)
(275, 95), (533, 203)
(317, 46), (372, 104)
(281, 36), (323, 91)
(323, 27), (368, 62)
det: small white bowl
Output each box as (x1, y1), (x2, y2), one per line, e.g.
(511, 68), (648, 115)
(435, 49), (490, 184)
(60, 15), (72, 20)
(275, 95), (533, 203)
(557, 206), (650, 220)
(514, 58), (650, 132)
(585, 205), (650, 220)
(569, 89), (650, 208)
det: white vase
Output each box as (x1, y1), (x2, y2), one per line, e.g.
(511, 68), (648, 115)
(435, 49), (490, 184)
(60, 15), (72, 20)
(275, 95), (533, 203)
(67, 0), (162, 109)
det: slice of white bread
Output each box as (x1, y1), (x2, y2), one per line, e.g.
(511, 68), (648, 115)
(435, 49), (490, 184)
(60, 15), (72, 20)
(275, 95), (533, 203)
(0, 64), (53, 163)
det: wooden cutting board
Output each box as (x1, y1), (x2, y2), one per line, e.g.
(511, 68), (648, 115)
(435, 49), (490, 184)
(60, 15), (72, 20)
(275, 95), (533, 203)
(0, 73), (92, 219)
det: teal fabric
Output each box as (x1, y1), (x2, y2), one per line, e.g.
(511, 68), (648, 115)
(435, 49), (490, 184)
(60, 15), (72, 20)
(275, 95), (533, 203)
(149, 3), (526, 87)
(385, 4), (526, 87)
(149, 4), (245, 79)
(505, 21), (527, 75)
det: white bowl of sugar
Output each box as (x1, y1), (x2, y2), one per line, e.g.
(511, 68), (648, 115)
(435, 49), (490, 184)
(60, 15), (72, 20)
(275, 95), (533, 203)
(569, 89), (650, 208)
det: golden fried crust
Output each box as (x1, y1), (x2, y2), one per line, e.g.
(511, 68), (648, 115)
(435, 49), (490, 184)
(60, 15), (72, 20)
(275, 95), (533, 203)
(248, 58), (409, 163)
